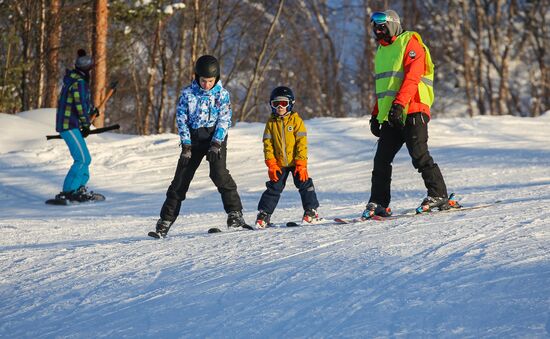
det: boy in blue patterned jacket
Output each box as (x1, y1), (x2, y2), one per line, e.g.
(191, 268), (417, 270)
(52, 49), (104, 204)
(152, 55), (249, 237)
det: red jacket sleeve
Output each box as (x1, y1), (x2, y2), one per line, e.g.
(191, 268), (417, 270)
(394, 35), (425, 107)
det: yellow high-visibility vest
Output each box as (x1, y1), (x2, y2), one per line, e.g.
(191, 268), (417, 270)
(374, 31), (435, 123)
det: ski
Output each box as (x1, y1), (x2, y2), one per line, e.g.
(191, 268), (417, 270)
(334, 200), (503, 224)
(253, 218), (330, 230)
(148, 231), (163, 239)
(207, 224), (254, 234)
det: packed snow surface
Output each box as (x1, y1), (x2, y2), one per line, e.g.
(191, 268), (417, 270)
(1, 110), (549, 337)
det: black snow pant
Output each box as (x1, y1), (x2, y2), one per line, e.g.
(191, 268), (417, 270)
(160, 133), (242, 222)
(257, 166), (319, 214)
(369, 112), (448, 207)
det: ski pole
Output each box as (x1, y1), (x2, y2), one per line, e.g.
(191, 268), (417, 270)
(91, 80), (118, 123)
(46, 124), (120, 140)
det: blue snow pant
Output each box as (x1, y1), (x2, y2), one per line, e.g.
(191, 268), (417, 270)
(257, 166), (319, 214)
(60, 128), (91, 193)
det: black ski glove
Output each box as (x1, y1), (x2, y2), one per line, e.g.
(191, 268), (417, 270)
(370, 116), (381, 137)
(207, 142), (222, 162)
(80, 125), (90, 138)
(91, 107), (99, 119)
(388, 103), (405, 128)
(180, 144), (192, 166)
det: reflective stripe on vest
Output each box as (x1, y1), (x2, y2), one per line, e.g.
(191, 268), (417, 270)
(374, 31), (435, 124)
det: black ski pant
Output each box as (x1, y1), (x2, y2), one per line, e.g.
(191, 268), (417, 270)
(369, 112), (448, 207)
(257, 166), (319, 214)
(160, 137), (242, 222)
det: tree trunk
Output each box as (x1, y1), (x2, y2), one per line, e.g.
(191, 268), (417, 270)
(37, 0), (46, 108)
(92, 0), (108, 127)
(190, 0), (200, 74)
(44, 0), (61, 108)
(461, 0), (474, 117)
(145, 17), (162, 135)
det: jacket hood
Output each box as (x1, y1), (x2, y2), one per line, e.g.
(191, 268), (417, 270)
(63, 69), (86, 86)
(384, 10), (403, 38)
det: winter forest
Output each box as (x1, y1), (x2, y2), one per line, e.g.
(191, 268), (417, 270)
(1, 0), (548, 134)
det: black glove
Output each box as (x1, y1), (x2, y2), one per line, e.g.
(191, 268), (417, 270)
(80, 125), (90, 138)
(206, 142), (222, 162)
(91, 107), (99, 117)
(180, 144), (192, 166)
(388, 103), (405, 128)
(370, 116), (381, 137)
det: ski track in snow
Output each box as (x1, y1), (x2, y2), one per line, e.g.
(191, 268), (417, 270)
(1, 110), (550, 337)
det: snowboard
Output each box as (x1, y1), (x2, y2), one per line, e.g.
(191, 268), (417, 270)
(334, 201), (502, 224)
(45, 193), (105, 205)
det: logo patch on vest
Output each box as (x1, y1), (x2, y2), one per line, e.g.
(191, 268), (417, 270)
(408, 50), (416, 59)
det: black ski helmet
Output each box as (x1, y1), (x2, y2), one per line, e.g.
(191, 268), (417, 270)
(269, 86), (295, 114)
(194, 55), (220, 84)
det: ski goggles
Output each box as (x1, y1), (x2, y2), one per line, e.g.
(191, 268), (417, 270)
(370, 11), (400, 25)
(270, 99), (290, 108)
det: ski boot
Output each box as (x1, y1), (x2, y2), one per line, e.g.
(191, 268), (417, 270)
(255, 211), (271, 229)
(227, 211), (253, 230)
(149, 219), (174, 238)
(302, 208), (321, 224)
(416, 194), (458, 214)
(69, 186), (105, 202)
(361, 202), (392, 220)
(447, 193), (462, 209)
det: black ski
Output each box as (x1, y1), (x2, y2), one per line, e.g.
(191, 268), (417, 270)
(148, 231), (163, 239)
(207, 224), (254, 234)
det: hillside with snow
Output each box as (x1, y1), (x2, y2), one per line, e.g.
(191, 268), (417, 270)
(1, 109), (549, 338)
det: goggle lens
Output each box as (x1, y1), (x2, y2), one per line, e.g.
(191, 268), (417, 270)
(371, 12), (387, 24)
(370, 11), (399, 25)
(271, 100), (289, 108)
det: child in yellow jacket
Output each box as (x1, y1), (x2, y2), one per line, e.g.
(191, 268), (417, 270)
(255, 86), (320, 228)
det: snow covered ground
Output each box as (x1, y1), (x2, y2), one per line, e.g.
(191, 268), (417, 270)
(1, 109), (549, 338)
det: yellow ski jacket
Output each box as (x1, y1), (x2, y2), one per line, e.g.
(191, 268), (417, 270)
(262, 111), (308, 167)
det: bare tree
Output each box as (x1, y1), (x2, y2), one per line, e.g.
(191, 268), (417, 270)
(44, 0), (61, 108)
(240, 0), (285, 121)
(36, 0), (46, 108)
(92, 0), (108, 127)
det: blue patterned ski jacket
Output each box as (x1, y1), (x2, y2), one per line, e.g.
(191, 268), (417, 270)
(56, 69), (92, 132)
(175, 80), (232, 145)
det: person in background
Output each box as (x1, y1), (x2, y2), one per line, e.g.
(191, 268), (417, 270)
(53, 49), (104, 203)
(255, 86), (321, 228)
(151, 55), (250, 238)
(364, 9), (459, 219)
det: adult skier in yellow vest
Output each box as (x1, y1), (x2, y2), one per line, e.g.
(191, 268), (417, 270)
(363, 9), (458, 219)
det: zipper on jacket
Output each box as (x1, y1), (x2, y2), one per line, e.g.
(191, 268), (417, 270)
(280, 118), (288, 166)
